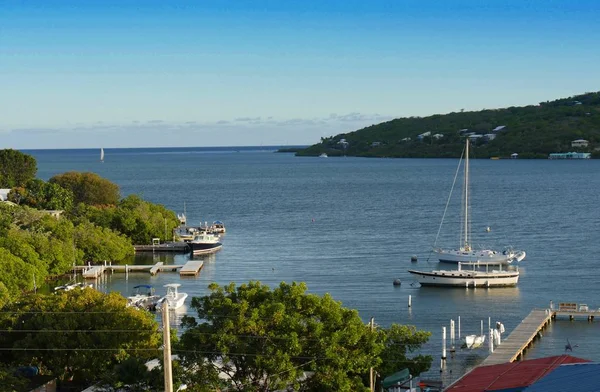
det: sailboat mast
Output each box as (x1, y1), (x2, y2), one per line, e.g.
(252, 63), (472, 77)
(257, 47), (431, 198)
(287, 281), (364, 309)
(464, 139), (470, 250)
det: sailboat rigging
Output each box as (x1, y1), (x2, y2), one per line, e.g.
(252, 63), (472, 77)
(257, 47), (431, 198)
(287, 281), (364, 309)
(433, 139), (526, 264)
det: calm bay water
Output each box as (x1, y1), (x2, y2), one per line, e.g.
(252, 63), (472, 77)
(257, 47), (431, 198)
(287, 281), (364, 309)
(28, 147), (600, 385)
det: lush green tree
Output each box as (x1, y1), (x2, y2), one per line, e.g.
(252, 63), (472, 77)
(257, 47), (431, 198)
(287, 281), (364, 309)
(0, 248), (36, 301)
(8, 179), (74, 211)
(0, 149), (37, 188)
(178, 281), (382, 392)
(73, 221), (133, 262)
(112, 195), (180, 244)
(50, 172), (120, 206)
(0, 289), (162, 385)
(377, 324), (432, 381)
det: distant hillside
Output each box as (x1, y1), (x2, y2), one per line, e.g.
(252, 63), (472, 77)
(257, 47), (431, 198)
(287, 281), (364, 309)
(295, 92), (600, 158)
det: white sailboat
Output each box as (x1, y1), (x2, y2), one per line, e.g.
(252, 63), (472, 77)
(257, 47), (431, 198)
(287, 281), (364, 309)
(433, 138), (525, 264)
(100, 148), (105, 163)
(408, 261), (519, 287)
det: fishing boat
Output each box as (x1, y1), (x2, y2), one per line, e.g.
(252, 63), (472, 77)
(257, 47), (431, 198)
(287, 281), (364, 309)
(210, 220), (226, 234)
(158, 283), (188, 310)
(100, 147), (104, 162)
(127, 285), (160, 309)
(433, 138), (526, 264)
(187, 232), (222, 254)
(408, 262), (519, 287)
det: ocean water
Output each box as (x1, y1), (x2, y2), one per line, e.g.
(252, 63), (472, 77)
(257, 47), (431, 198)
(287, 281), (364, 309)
(28, 147), (600, 386)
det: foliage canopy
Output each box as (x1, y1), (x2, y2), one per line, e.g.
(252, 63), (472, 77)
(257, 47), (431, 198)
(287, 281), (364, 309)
(0, 149), (37, 188)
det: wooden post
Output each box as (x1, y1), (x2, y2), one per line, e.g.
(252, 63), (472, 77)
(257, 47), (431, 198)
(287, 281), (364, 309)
(162, 304), (173, 392)
(369, 317), (375, 392)
(450, 319), (455, 348)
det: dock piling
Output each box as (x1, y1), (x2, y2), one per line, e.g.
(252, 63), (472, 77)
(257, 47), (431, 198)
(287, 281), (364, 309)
(408, 295), (412, 308)
(458, 316), (461, 339)
(442, 326), (447, 360)
(489, 329), (494, 353)
(450, 319), (455, 348)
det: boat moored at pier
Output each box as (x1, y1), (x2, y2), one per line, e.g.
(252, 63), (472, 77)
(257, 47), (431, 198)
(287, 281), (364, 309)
(187, 232), (222, 254)
(408, 262), (519, 287)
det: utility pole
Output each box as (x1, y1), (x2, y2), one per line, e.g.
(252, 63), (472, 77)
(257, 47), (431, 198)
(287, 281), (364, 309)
(162, 304), (173, 392)
(370, 317), (375, 392)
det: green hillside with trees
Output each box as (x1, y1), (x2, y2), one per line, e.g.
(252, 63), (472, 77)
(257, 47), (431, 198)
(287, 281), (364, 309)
(295, 91), (600, 158)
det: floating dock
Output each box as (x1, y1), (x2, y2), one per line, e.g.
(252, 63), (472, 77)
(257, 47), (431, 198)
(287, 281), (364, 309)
(179, 260), (204, 276)
(74, 262), (183, 279)
(133, 242), (189, 253)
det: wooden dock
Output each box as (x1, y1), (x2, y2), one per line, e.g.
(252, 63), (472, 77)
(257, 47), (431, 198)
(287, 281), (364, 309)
(482, 309), (552, 366)
(179, 260), (204, 276)
(74, 262), (183, 279)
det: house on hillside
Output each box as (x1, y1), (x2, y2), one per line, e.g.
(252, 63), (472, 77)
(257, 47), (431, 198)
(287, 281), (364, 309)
(417, 131), (431, 140)
(484, 134), (496, 141)
(400, 137), (411, 142)
(468, 134), (483, 141)
(571, 139), (589, 148)
(371, 141), (382, 147)
(432, 133), (444, 140)
(338, 139), (349, 149)
(492, 125), (507, 132)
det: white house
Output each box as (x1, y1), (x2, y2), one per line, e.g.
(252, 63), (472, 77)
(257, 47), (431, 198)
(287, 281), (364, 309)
(484, 134), (497, 141)
(492, 125), (507, 132)
(571, 139), (589, 148)
(371, 141), (382, 147)
(401, 137), (411, 142)
(432, 133), (444, 140)
(0, 189), (10, 202)
(468, 134), (483, 140)
(417, 131), (431, 140)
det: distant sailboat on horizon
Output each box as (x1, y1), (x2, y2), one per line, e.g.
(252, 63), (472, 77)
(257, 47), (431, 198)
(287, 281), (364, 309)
(100, 148), (105, 163)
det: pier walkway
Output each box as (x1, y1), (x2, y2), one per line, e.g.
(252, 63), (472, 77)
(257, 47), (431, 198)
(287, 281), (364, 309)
(74, 262), (183, 279)
(482, 309), (552, 366)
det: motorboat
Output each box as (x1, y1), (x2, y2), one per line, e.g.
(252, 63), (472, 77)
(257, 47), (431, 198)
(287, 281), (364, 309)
(127, 285), (160, 309)
(432, 138), (526, 265)
(188, 232), (222, 254)
(463, 334), (486, 349)
(319, 153), (328, 158)
(210, 220), (226, 234)
(159, 283), (188, 310)
(408, 262), (519, 288)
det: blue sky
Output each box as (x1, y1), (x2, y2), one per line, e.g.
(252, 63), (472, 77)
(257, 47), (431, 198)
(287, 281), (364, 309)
(1, 0), (599, 148)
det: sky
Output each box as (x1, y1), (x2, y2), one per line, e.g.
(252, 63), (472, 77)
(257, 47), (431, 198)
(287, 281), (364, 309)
(1, 0), (600, 149)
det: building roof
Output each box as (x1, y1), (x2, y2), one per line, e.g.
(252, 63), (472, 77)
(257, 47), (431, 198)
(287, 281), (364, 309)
(572, 139), (588, 142)
(492, 125), (506, 132)
(445, 355), (590, 392)
(526, 363), (600, 392)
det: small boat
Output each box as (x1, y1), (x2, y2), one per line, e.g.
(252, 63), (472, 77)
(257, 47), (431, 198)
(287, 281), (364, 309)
(210, 220), (226, 234)
(408, 262), (519, 288)
(127, 285), (160, 309)
(432, 138), (525, 265)
(54, 282), (93, 292)
(159, 284), (188, 310)
(100, 147), (104, 163)
(463, 334), (486, 349)
(188, 232), (222, 254)
(319, 153), (328, 158)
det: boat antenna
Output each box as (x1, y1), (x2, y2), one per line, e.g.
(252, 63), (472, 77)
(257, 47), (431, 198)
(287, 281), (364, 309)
(426, 144), (466, 264)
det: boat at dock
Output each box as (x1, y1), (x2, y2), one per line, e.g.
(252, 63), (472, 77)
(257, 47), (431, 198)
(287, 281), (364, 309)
(433, 138), (525, 265)
(408, 262), (519, 287)
(211, 220), (226, 234)
(54, 282), (93, 292)
(187, 232), (222, 254)
(158, 283), (188, 310)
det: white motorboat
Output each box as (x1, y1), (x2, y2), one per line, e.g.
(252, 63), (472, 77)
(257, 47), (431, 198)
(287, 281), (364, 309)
(432, 138), (526, 265)
(159, 283), (188, 310)
(127, 285), (160, 309)
(408, 262), (519, 287)
(464, 334), (486, 349)
(210, 220), (226, 234)
(54, 282), (93, 292)
(319, 153), (328, 158)
(188, 232), (222, 254)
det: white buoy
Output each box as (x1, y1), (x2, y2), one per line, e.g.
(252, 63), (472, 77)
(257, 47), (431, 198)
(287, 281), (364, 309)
(486, 226), (491, 232)
(408, 295), (412, 308)
(442, 326), (447, 359)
